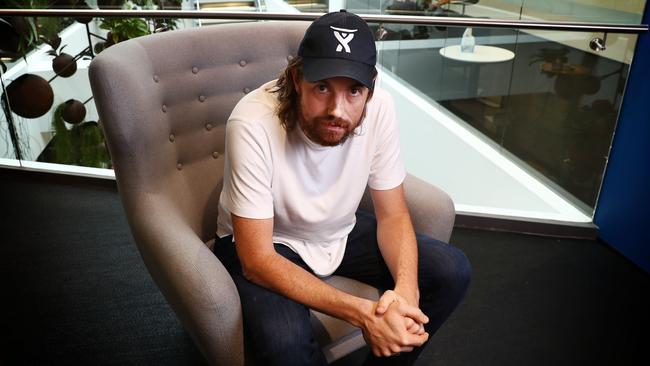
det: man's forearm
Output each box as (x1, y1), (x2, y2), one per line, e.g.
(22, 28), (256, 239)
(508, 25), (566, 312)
(241, 249), (374, 328)
(376, 213), (420, 305)
(232, 215), (374, 327)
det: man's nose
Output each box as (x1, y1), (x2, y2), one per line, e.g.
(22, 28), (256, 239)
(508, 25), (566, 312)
(327, 93), (345, 119)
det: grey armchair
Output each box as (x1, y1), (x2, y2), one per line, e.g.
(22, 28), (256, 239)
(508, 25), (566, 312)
(89, 21), (455, 365)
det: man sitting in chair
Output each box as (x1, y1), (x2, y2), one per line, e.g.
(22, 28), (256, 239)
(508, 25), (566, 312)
(214, 10), (471, 365)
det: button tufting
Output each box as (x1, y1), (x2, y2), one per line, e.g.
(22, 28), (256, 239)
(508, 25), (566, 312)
(199, 95), (206, 102)
(239, 60), (247, 67)
(176, 163), (183, 170)
(169, 134), (175, 142)
(205, 123), (213, 131)
(212, 152), (220, 159)
(162, 104), (167, 112)
(192, 66), (198, 74)
(243, 87), (251, 94)
(153, 75), (159, 82)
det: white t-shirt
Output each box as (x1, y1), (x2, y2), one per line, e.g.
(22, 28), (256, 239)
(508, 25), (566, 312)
(217, 80), (405, 276)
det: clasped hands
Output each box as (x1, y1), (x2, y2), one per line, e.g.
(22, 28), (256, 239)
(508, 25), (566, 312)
(361, 290), (430, 357)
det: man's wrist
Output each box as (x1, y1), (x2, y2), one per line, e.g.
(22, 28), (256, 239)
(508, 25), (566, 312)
(349, 298), (375, 328)
(394, 283), (420, 306)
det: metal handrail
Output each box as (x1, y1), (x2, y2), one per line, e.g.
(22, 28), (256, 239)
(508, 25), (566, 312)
(0, 9), (647, 34)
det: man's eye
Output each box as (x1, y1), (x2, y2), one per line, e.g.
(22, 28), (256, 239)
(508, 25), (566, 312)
(317, 84), (328, 92)
(351, 88), (362, 96)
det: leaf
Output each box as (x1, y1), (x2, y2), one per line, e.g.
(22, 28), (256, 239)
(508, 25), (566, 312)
(50, 35), (61, 50)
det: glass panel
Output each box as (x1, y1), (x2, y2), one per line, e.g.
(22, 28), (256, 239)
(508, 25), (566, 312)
(518, 0), (646, 23)
(501, 29), (633, 209)
(371, 19), (636, 219)
(0, 1), (647, 221)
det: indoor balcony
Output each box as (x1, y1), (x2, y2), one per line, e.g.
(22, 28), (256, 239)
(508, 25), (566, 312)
(1, 2), (649, 365)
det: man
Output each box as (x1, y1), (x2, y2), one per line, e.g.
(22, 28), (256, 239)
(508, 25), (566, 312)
(214, 10), (471, 365)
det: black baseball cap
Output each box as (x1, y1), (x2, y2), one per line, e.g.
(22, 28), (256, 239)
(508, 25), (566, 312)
(298, 10), (377, 89)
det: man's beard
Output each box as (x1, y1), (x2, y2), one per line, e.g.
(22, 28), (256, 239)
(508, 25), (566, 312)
(300, 116), (356, 147)
(297, 105), (368, 147)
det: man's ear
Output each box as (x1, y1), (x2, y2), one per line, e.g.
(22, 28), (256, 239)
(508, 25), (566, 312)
(367, 76), (377, 100)
(291, 68), (301, 94)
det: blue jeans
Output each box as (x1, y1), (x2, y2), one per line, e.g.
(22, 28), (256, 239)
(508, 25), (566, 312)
(214, 210), (471, 365)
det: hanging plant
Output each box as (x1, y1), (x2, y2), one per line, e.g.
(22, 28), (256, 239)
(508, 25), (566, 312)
(3, 73), (54, 118)
(1, 1), (70, 61)
(72, 1), (94, 24)
(0, 17), (22, 59)
(61, 98), (86, 124)
(0, 16), (38, 58)
(47, 43), (78, 78)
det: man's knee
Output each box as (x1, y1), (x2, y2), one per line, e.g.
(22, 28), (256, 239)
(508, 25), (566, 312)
(250, 327), (324, 366)
(418, 238), (472, 299)
(445, 245), (472, 297)
(243, 304), (326, 366)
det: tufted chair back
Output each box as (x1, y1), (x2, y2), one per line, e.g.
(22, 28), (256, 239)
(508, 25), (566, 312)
(90, 19), (456, 366)
(91, 21), (308, 244)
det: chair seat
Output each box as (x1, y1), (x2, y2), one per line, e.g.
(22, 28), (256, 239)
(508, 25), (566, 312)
(313, 276), (380, 363)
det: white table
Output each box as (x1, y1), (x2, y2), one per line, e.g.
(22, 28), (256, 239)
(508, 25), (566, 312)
(439, 45), (515, 99)
(439, 45), (515, 63)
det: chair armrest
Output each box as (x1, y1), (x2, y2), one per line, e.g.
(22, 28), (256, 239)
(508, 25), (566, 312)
(403, 174), (455, 242)
(358, 173), (455, 243)
(124, 195), (243, 366)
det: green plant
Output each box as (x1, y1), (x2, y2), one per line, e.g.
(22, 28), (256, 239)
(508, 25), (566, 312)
(99, 16), (150, 44)
(51, 103), (75, 164)
(0, 16), (38, 58)
(78, 121), (110, 168)
(97, 0), (180, 50)
(51, 102), (111, 168)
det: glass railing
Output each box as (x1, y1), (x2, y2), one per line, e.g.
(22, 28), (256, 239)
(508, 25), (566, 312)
(0, 1), (647, 223)
(371, 24), (636, 221)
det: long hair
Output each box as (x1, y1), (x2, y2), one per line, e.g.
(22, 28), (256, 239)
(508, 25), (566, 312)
(272, 56), (377, 133)
(273, 57), (304, 132)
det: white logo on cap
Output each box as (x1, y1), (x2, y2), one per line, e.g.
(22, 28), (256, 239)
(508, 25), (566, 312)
(331, 26), (357, 53)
